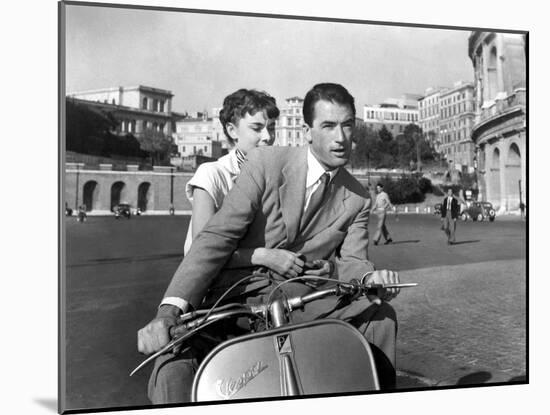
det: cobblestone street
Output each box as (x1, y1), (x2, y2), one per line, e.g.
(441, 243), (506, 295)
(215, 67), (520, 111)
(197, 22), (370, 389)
(63, 214), (526, 410)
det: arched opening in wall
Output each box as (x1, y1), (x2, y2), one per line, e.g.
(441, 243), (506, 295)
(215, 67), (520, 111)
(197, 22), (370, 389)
(110, 181), (127, 211)
(137, 182), (151, 212)
(505, 143), (522, 210)
(488, 147), (501, 207)
(488, 46), (498, 101)
(82, 181), (98, 212)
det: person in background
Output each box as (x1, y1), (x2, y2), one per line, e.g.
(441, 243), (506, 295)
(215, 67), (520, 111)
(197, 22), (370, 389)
(372, 183), (394, 245)
(440, 188), (460, 245)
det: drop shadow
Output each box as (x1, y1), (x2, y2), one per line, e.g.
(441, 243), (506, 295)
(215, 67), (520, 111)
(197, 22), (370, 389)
(451, 240), (480, 245)
(508, 375), (527, 382)
(456, 371), (492, 385)
(34, 398), (57, 412)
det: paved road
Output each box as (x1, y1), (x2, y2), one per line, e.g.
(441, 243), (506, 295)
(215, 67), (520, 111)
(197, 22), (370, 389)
(62, 214), (526, 411)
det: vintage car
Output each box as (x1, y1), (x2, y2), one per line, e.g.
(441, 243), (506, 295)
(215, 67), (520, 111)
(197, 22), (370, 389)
(460, 201), (496, 222)
(114, 203), (132, 219)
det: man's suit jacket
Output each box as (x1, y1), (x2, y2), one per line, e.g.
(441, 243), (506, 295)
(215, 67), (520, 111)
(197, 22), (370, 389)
(441, 196), (460, 219)
(164, 146), (375, 309)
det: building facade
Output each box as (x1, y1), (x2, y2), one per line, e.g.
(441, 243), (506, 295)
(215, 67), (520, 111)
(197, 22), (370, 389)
(173, 115), (223, 159)
(276, 97), (306, 147)
(363, 94), (420, 137)
(418, 87), (445, 150)
(468, 32), (526, 211)
(438, 81), (476, 172)
(66, 163), (193, 214)
(67, 86), (174, 137)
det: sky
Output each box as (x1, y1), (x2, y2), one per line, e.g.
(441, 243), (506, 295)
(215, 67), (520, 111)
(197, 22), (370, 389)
(64, 3), (476, 114)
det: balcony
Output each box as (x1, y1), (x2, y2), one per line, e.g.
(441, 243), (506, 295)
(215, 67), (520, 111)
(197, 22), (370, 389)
(475, 88), (526, 125)
(472, 88), (526, 143)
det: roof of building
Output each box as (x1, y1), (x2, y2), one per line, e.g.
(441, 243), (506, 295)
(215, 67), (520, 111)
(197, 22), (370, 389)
(66, 97), (173, 118)
(68, 85), (174, 97)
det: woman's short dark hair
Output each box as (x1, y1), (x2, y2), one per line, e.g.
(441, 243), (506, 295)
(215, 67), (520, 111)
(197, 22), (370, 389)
(302, 83), (356, 127)
(219, 89), (280, 145)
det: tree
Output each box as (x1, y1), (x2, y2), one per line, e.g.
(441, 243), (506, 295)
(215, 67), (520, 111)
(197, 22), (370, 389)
(66, 98), (118, 155)
(137, 129), (173, 165)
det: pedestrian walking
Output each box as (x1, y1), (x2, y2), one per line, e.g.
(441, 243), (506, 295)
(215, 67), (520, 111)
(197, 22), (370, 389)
(77, 204), (87, 223)
(440, 188), (460, 244)
(372, 182), (393, 245)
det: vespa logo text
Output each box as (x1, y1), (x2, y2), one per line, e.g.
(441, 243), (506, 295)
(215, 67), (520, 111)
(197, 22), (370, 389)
(215, 361), (268, 399)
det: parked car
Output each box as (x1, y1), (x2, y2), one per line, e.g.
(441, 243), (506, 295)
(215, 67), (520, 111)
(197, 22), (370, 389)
(460, 201), (496, 222)
(114, 203), (132, 219)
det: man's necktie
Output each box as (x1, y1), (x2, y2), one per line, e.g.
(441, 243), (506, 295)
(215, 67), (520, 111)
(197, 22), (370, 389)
(301, 172), (330, 230)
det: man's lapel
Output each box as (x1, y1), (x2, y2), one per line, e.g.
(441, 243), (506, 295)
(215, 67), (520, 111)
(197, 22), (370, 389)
(298, 168), (348, 241)
(279, 148), (308, 243)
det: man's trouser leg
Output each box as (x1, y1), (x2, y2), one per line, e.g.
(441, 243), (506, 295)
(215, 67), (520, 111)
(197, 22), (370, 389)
(381, 216), (390, 241)
(443, 215), (450, 240)
(443, 216), (456, 243)
(373, 211), (387, 243)
(147, 350), (200, 404)
(449, 217), (456, 243)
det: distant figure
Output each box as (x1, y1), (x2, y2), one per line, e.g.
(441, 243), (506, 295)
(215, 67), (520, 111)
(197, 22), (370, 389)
(77, 204), (87, 223)
(372, 183), (393, 245)
(440, 188), (460, 245)
(519, 201), (526, 220)
(65, 202), (73, 217)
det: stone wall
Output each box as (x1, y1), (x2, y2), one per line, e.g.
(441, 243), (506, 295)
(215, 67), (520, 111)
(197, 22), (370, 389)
(65, 163), (194, 214)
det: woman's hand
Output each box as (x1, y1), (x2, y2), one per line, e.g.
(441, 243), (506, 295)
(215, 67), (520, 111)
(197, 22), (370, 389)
(251, 248), (305, 278)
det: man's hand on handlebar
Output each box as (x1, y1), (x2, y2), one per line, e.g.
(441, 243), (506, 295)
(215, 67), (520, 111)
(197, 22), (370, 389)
(137, 304), (183, 355)
(363, 269), (400, 305)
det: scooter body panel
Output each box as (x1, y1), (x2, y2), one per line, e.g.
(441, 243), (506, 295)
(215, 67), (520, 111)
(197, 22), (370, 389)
(191, 318), (379, 402)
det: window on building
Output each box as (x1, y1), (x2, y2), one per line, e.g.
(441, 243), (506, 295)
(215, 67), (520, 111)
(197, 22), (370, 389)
(297, 131), (301, 138)
(193, 145), (196, 154)
(143, 120), (149, 130)
(142, 97), (148, 110)
(204, 146), (208, 153)
(153, 99), (159, 112)
(182, 146), (186, 152)
(160, 100), (165, 112)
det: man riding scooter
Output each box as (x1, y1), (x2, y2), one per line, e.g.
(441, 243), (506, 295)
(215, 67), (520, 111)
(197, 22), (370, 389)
(137, 83), (401, 404)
